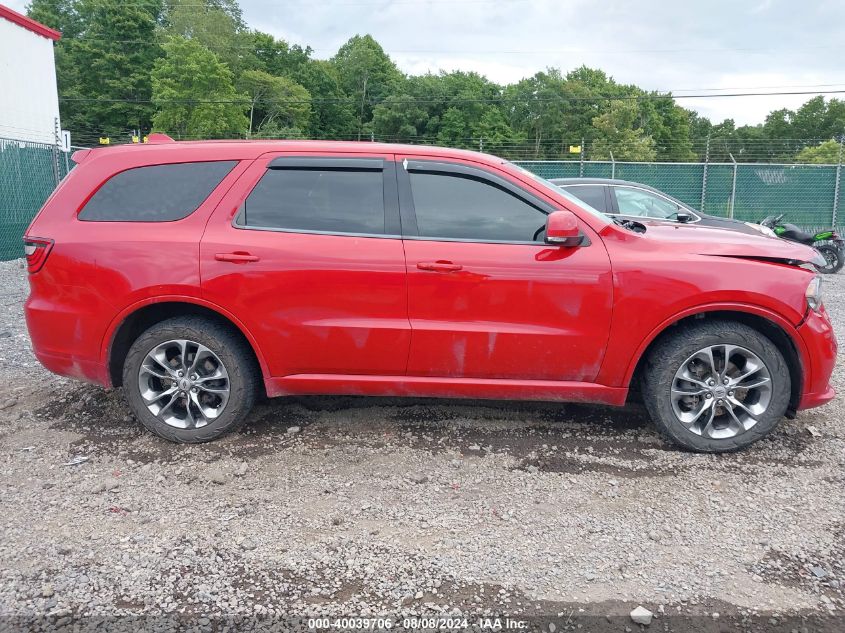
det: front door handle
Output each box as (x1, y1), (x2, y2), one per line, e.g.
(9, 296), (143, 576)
(215, 251), (260, 263)
(417, 260), (462, 272)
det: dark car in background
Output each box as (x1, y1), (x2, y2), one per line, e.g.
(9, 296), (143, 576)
(551, 178), (776, 238)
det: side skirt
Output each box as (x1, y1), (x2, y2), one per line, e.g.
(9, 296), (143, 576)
(265, 374), (628, 406)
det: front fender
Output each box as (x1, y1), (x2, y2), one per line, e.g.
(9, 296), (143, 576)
(603, 301), (810, 390)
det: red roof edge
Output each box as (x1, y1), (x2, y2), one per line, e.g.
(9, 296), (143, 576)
(0, 4), (61, 41)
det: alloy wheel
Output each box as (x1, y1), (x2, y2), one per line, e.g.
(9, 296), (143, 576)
(670, 344), (772, 439)
(137, 339), (230, 429)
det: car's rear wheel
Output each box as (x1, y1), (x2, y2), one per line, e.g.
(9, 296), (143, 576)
(641, 320), (791, 452)
(122, 316), (258, 443)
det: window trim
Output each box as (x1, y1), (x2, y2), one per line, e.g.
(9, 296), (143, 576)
(77, 160), (239, 223)
(398, 159), (560, 245)
(233, 156), (401, 238)
(268, 156), (384, 171)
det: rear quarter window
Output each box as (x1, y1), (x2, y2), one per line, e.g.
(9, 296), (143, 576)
(78, 161), (237, 222)
(563, 185), (607, 213)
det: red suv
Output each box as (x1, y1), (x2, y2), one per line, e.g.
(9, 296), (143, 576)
(23, 138), (837, 451)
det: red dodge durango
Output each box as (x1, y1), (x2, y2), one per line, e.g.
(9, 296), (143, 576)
(23, 137), (837, 451)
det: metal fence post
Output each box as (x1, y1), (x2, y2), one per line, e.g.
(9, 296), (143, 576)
(610, 151), (615, 179)
(51, 117), (61, 186)
(833, 136), (843, 227)
(700, 135), (710, 212)
(579, 138), (585, 177)
(728, 152), (738, 219)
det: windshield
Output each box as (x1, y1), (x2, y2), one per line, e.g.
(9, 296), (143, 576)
(507, 162), (611, 225)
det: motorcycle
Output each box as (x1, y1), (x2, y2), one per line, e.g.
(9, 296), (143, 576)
(760, 214), (845, 274)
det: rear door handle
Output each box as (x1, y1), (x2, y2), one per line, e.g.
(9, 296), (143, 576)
(215, 252), (260, 263)
(416, 260), (462, 272)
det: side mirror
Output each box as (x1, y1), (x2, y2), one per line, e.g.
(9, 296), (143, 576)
(676, 212), (693, 223)
(545, 210), (583, 247)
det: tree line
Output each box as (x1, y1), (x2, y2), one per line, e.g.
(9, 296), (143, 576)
(26, 0), (845, 163)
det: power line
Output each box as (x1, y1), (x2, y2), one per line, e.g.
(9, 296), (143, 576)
(57, 88), (845, 105)
(60, 34), (845, 56)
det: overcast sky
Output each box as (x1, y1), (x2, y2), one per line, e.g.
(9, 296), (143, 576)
(11, 0), (845, 125)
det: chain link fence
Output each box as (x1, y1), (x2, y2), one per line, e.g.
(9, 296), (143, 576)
(515, 160), (844, 232)
(1, 137), (843, 261)
(0, 137), (73, 260)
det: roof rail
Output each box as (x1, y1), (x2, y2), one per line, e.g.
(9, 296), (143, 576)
(146, 133), (175, 144)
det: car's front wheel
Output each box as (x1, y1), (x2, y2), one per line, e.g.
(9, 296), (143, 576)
(122, 316), (258, 443)
(641, 320), (791, 452)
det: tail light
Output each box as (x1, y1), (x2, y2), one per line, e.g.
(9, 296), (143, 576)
(23, 237), (54, 273)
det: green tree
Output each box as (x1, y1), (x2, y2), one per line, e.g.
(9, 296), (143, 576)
(474, 108), (519, 154)
(591, 100), (657, 161)
(796, 139), (843, 164)
(45, 8), (845, 160)
(371, 94), (429, 141)
(436, 107), (470, 147)
(295, 59), (357, 139)
(371, 70), (503, 146)
(27, 0), (82, 37)
(639, 96), (696, 161)
(161, 0), (249, 75)
(151, 36), (248, 138)
(562, 66), (624, 145)
(36, 0), (165, 142)
(237, 70), (311, 137)
(505, 69), (570, 159)
(245, 31), (311, 77)
(762, 108), (792, 140)
(331, 35), (403, 139)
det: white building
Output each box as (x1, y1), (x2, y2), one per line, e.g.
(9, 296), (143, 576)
(0, 3), (61, 144)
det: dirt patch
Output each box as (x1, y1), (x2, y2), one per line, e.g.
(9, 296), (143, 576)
(751, 523), (845, 604)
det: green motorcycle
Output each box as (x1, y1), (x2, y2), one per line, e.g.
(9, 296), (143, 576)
(761, 214), (845, 274)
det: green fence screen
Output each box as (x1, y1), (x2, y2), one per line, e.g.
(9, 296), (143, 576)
(0, 138), (72, 260)
(1, 140), (843, 261)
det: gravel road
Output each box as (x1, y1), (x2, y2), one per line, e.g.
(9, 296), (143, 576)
(0, 258), (843, 631)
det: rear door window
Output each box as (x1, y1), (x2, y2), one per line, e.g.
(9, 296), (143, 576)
(78, 161), (237, 222)
(239, 159), (387, 235)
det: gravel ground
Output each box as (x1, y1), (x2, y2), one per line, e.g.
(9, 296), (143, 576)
(0, 258), (843, 631)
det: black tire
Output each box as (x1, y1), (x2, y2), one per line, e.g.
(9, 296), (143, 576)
(640, 319), (791, 453)
(122, 316), (258, 443)
(815, 244), (844, 274)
